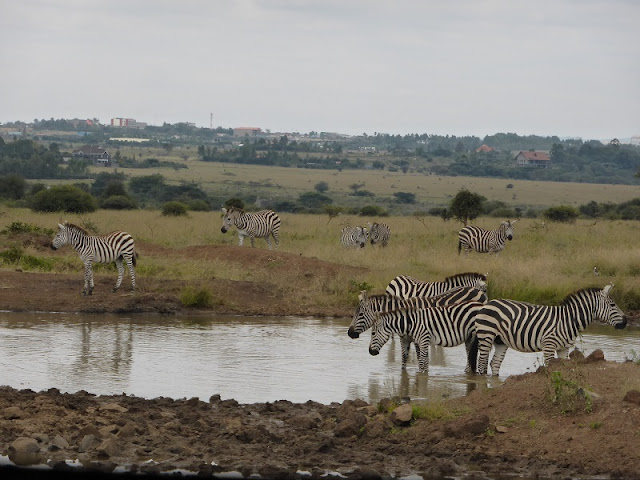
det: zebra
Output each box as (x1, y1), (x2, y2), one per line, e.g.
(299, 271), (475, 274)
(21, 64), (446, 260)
(475, 284), (627, 376)
(367, 222), (391, 247)
(340, 225), (368, 248)
(368, 301), (486, 373)
(385, 272), (488, 299)
(458, 220), (516, 255)
(221, 207), (281, 249)
(348, 286), (488, 368)
(51, 222), (136, 296)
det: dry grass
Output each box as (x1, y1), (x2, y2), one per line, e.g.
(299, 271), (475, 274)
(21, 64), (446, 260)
(1, 207), (639, 310)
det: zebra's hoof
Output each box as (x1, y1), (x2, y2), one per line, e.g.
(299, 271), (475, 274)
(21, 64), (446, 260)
(112, 288), (119, 293)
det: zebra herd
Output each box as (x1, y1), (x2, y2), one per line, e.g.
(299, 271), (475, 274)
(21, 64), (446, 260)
(347, 272), (628, 375)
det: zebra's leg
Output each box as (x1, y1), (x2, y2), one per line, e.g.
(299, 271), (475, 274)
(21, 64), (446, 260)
(464, 335), (478, 374)
(542, 341), (557, 365)
(399, 336), (411, 368)
(250, 235), (256, 248)
(83, 260), (93, 296)
(238, 234), (244, 247)
(126, 255), (136, 292)
(556, 347), (570, 360)
(113, 257), (125, 293)
(266, 235), (273, 250)
(273, 231), (280, 249)
(417, 339), (430, 373)
(489, 341), (509, 376)
(476, 334), (494, 375)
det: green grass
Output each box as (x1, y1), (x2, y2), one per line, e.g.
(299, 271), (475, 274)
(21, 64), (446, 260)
(1, 207), (639, 310)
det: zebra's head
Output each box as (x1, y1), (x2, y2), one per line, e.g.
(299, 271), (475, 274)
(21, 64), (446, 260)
(502, 220), (516, 241)
(598, 284), (627, 329)
(368, 311), (392, 356)
(221, 207), (240, 233)
(51, 223), (69, 250)
(348, 290), (375, 339)
(357, 226), (368, 248)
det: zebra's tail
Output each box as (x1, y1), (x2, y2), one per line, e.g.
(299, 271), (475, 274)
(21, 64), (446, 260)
(457, 239), (462, 255)
(133, 251), (138, 266)
(468, 335), (479, 374)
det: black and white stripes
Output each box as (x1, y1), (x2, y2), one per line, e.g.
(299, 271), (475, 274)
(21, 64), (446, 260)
(458, 220), (516, 255)
(368, 222), (391, 247)
(221, 207), (281, 249)
(51, 222), (136, 295)
(385, 272), (487, 299)
(340, 225), (369, 248)
(474, 284), (627, 375)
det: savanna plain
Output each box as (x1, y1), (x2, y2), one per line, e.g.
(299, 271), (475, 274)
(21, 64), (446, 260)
(1, 178), (640, 478)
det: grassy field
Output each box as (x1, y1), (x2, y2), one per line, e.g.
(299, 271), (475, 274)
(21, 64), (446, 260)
(2, 207), (639, 311)
(44, 142), (639, 213)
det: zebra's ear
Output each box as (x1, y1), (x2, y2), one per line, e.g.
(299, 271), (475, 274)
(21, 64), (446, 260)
(511, 220), (517, 225)
(603, 283), (614, 296)
(358, 290), (368, 301)
(58, 223), (65, 230)
(221, 207), (227, 214)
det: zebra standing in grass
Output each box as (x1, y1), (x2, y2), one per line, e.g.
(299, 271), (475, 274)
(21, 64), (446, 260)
(340, 225), (369, 248)
(458, 220), (516, 255)
(367, 222), (391, 247)
(348, 286), (488, 368)
(51, 222), (136, 296)
(475, 284), (627, 376)
(368, 301), (486, 373)
(221, 207), (281, 249)
(386, 272), (488, 299)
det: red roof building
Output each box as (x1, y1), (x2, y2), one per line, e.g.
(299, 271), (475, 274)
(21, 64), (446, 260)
(515, 151), (551, 168)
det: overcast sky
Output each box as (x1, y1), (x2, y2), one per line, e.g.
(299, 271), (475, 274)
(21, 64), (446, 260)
(1, 0), (638, 140)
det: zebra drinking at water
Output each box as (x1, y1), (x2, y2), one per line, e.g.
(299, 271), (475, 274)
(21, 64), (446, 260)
(368, 301), (486, 373)
(475, 284), (627, 376)
(458, 220), (516, 255)
(348, 286), (488, 368)
(340, 225), (368, 248)
(51, 222), (136, 296)
(367, 222), (391, 247)
(221, 207), (281, 249)
(385, 272), (487, 299)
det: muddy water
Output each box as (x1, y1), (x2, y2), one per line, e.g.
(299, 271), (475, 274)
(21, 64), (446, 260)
(0, 312), (638, 405)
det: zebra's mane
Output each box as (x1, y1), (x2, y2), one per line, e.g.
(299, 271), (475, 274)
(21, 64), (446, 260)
(64, 223), (89, 235)
(444, 272), (487, 282)
(560, 287), (603, 305)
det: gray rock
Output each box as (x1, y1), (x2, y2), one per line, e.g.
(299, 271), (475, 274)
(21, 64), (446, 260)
(390, 403), (413, 426)
(8, 437), (41, 466)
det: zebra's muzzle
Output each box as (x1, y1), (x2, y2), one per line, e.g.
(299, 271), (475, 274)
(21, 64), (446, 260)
(347, 327), (359, 339)
(369, 347), (379, 356)
(221, 227), (227, 233)
(507, 235), (513, 241)
(50, 244), (57, 250)
(615, 317), (628, 329)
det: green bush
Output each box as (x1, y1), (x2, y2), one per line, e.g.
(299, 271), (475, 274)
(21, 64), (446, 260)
(181, 286), (213, 308)
(1, 221), (54, 236)
(101, 195), (137, 210)
(543, 205), (579, 223)
(161, 201), (188, 216)
(29, 185), (97, 213)
(360, 205), (388, 216)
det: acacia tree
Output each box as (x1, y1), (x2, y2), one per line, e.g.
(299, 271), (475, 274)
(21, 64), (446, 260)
(449, 189), (484, 225)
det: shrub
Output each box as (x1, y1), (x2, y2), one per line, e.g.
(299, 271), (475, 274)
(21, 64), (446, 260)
(30, 185), (98, 213)
(1, 221), (54, 236)
(101, 195), (138, 210)
(543, 205), (579, 223)
(224, 198), (244, 209)
(161, 201), (188, 216)
(181, 286), (213, 308)
(360, 205), (388, 216)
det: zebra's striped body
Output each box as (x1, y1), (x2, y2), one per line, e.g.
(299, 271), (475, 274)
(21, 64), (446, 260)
(340, 225), (368, 248)
(221, 207), (281, 249)
(349, 286), (488, 368)
(368, 302), (485, 373)
(458, 220), (516, 255)
(51, 222), (136, 296)
(368, 222), (391, 247)
(385, 272), (487, 299)
(475, 284), (627, 376)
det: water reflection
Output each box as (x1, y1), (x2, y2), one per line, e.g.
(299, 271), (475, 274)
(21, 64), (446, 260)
(0, 312), (638, 405)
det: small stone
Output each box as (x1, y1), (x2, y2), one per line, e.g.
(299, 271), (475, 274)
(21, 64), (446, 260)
(100, 403), (128, 413)
(78, 434), (99, 453)
(8, 437), (41, 466)
(390, 403), (413, 426)
(3, 406), (23, 419)
(96, 437), (121, 458)
(495, 425), (508, 433)
(584, 349), (605, 363)
(50, 434), (70, 451)
(623, 389), (640, 406)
